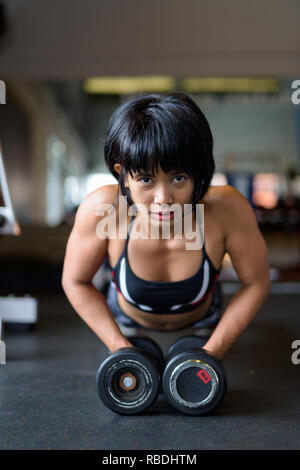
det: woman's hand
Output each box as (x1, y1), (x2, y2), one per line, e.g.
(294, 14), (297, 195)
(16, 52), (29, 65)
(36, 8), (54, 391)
(109, 336), (137, 353)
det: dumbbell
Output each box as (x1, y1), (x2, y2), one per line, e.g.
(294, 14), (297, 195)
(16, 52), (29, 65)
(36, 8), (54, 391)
(96, 336), (164, 415)
(162, 335), (227, 416)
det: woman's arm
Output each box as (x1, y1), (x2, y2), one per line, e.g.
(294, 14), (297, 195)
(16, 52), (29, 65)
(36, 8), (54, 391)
(62, 186), (133, 353)
(203, 187), (271, 359)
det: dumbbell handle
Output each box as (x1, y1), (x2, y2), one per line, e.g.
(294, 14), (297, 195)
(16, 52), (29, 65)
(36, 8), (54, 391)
(114, 345), (158, 364)
(186, 347), (225, 367)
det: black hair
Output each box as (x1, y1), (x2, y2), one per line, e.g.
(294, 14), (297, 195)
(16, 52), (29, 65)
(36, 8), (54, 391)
(104, 92), (215, 207)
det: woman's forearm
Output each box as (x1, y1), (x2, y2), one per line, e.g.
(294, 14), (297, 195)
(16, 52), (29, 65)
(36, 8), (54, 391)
(203, 281), (271, 359)
(62, 281), (133, 352)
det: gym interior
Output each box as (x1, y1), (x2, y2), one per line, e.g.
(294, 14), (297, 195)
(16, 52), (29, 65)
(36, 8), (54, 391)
(0, 1), (300, 451)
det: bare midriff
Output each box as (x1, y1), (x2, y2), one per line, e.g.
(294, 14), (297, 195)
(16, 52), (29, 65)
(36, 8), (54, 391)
(117, 291), (213, 330)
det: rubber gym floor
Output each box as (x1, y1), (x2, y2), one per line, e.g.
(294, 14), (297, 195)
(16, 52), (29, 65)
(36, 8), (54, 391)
(0, 288), (299, 450)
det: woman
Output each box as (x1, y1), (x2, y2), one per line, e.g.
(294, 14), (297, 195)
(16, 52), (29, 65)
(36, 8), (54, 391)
(62, 93), (270, 359)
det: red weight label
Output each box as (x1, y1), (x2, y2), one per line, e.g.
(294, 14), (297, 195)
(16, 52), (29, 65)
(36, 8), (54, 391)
(197, 369), (211, 384)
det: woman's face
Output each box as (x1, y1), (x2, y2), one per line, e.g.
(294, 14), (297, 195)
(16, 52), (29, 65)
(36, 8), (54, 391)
(114, 163), (195, 224)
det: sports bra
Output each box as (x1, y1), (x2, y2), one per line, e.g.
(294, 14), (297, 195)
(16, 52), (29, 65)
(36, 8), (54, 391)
(108, 205), (221, 315)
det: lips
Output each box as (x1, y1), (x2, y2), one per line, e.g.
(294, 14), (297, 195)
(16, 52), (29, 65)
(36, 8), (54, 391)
(153, 211), (174, 215)
(152, 211), (175, 219)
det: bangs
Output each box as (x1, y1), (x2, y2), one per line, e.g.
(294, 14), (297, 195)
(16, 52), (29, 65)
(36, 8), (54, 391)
(104, 93), (215, 205)
(119, 108), (197, 179)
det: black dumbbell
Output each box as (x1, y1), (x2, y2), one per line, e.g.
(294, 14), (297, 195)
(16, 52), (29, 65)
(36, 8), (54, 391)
(96, 336), (164, 415)
(162, 335), (227, 416)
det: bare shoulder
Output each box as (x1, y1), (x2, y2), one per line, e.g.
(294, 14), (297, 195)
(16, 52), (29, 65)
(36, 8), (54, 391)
(205, 184), (253, 213)
(204, 184), (246, 206)
(204, 184), (257, 234)
(62, 184), (119, 286)
(207, 187), (270, 286)
(74, 184), (119, 233)
(79, 184), (118, 212)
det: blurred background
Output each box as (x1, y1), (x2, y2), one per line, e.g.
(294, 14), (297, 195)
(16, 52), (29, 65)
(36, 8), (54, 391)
(1, 2), (300, 451)
(0, 0), (300, 297)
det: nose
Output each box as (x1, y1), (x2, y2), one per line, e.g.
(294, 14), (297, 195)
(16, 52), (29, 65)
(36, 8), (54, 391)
(153, 184), (174, 206)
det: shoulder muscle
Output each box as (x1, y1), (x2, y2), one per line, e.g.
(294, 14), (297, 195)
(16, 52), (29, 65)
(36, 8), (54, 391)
(62, 184), (118, 285)
(220, 186), (270, 286)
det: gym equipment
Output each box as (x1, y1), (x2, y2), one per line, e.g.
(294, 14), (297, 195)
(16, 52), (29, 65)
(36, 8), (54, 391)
(0, 143), (37, 365)
(162, 335), (227, 416)
(96, 336), (164, 415)
(0, 142), (21, 236)
(165, 335), (207, 362)
(0, 295), (38, 329)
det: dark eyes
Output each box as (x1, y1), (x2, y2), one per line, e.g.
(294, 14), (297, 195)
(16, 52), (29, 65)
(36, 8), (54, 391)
(138, 177), (152, 184)
(138, 175), (186, 184)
